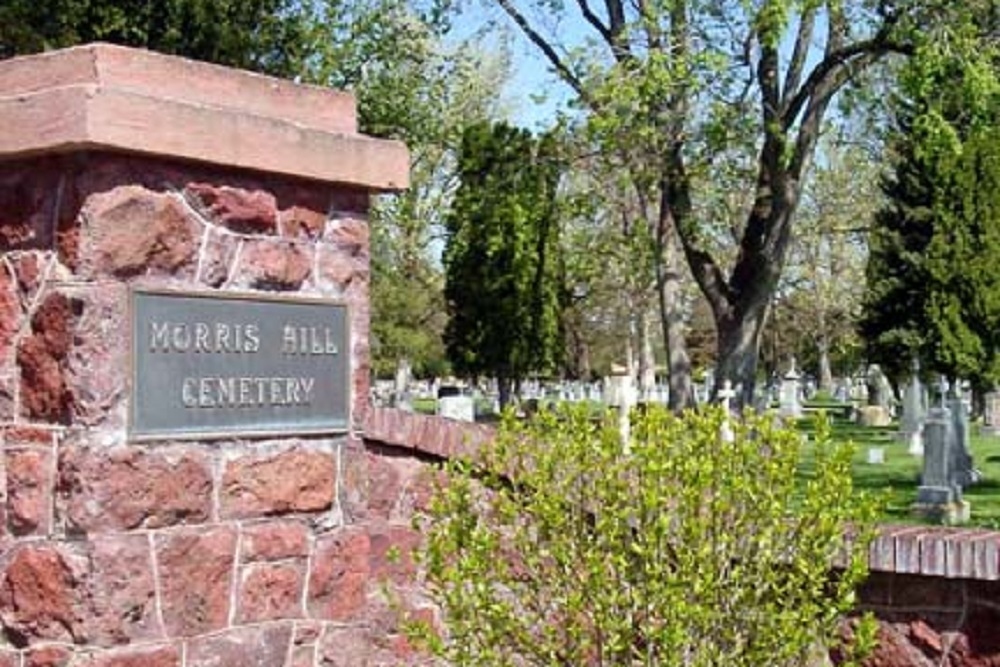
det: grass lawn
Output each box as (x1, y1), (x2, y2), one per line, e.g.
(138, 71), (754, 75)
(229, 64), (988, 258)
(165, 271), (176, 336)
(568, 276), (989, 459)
(797, 408), (1000, 529)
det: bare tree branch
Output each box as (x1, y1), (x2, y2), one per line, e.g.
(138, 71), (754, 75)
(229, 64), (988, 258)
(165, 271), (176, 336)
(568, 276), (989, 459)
(780, 8), (816, 109)
(574, 0), (613, 45)
(495, 0), (592, 103)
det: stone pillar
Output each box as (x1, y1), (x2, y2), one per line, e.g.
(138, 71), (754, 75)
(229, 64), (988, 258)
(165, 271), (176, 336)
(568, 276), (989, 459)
(0, 44), (413, 665)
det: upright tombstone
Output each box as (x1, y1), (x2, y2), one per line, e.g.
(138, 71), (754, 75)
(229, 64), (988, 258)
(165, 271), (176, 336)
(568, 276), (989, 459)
(0, 45), (410, 663)
(914, 377), (970, 524)
(949, 382), (980, 487)
(899, 357), (926, 456)
(983, 389), (1000, 436)
(604, 369), (635, 448)
(718, 379), (737, 444)
(779, 357), (803, 419)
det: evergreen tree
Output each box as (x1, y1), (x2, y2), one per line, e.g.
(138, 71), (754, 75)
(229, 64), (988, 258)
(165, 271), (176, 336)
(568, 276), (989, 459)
(443, 122), (563, 405)
(861, 18), (1000, 389)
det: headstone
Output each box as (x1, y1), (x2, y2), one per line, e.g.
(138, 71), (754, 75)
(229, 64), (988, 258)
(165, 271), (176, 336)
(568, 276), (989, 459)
(867, 364), (895, 415)
(718, 379), (736, 444)
(604, 372), (635, 449)
(983, 390), (1000, 436)
(438, 394), (475, 422)
(913, 377), (970, 524)
(899, 357), (925, 456)
(779, 358), (802, 419)
(949, 383), (980, 487)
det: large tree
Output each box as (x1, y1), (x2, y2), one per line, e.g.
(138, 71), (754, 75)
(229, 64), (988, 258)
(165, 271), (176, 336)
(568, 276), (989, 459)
(443, 122), (564, 405)
(861, 10), (1000, 390)
(492, 0), (964, 406)
(0, 0), (311, 76)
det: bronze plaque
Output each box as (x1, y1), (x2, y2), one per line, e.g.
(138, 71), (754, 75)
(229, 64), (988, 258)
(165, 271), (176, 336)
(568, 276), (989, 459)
(130, 289), (350, 441)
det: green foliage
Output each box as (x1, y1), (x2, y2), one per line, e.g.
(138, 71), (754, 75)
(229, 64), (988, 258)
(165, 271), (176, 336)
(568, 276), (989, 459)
(416, 406), (877, 666)
(443, 122), (565, 394)
(0, 0), (312, 76)
(861, 20), (1000, 388)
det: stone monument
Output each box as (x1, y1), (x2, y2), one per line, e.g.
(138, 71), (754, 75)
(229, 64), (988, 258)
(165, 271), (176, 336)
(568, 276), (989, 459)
(899, 357), (926, 456)
(779, 357), (802, 419)
(0, 44), (413, 665)
(914, 377), (970, 524)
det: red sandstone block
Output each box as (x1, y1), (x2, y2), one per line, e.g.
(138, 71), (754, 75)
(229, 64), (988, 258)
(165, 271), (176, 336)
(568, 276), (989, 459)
(293, 620), (322, 646)
(279, 204), (327, 240)
(17, 293), (76, 423)
(290, 645), (315, 667)
(24, 646), (70, 667)
(368, 524), (421, 586)
(59, 445), (212, 532)
(221, 448), (335, 519)
(308, 528), (370, 622)
(0, 649), (18, 667)
(185, 183), (278, 234)
(237, 562), (305, 623)
(229, 239), (312, 291)
(79, 186), (199, 279)
(0, 46), (408, 190)
(5, 448), (53, 536)
(241, 521), (310, 562)
(314, 243), (367, 293)
(185, 624), (292, 667)
(3, 428), (54, 447)
(196, 228), (239, 288)
(84, 534), (161, 645)
(0, 263), (20, 352)
(78, 644), (181, 667)
(155, 526), (236, 637)
(0, 545), (81, 643)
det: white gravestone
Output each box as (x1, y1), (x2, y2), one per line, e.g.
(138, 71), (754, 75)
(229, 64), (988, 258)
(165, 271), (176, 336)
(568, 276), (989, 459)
(718, 379), (736, 444)
(779, 358), (802, 419)
(438, 395), (475, 422)
(900, 358), (926, 456)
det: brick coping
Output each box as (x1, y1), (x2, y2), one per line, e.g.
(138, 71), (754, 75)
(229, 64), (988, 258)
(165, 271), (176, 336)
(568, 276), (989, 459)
(0, 43), (409, 190)
(363, 407), (1000, 581)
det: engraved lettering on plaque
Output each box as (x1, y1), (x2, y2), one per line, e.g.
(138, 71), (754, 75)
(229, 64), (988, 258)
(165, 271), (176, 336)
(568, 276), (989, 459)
(130, 289), (349, 441)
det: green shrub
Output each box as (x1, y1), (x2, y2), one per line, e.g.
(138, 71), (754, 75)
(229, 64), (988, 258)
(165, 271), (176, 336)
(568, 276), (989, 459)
(413, 405), (877, 666)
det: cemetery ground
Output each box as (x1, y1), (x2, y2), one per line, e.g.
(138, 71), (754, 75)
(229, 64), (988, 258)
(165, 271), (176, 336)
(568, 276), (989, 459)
(798, 409), (1000, 529)
(413, 394), (1000, 528)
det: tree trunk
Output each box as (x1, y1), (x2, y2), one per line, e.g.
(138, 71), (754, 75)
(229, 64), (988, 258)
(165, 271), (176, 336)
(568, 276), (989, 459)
(657, 215), (694, 411)
(817, 334), (834, 395)
(638, 309), (656, 401)
(715, 304), (769, 409)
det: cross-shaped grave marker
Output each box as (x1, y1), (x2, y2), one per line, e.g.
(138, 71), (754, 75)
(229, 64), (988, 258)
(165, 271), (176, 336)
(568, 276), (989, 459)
(718, 379), (736, 444)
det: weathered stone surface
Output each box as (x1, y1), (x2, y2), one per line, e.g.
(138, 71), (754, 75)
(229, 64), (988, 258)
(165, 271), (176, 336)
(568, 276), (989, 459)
(17, 293), (77, 423)
(0, 263), (20, 353)
(0, 649), (17, 667)
(59, 445), (212, 533)
(186, 624), (292, 667)
(317, 626), (405, 667)
(84, 535), (160, 645)
(279, 205), (327, 239)
(0, 374), (14, 422)
(221, 449), (334, 519)
(25, 645), (71, 667)
(368, 524), (421, 586)
(78, 644), (181, 667)
(328, 190), (369, 216)
(290, 646), (315, 667)
(237, 563), (304, 623)
(241, 522), (310, 562)
(0, 546), (81, 643)
(80, 186), (198, 278)
(61, 284), (128, 426)
(186, 184), (278, 234)
(308, 528), (370, 621)
(5, 449), (52, 536)
(155, 527), (236, 637)
(314, 244), (366, 293)
(196, 228), (239, 287)
(327, 217), (369, 255)
(232, 240), (311, 291)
